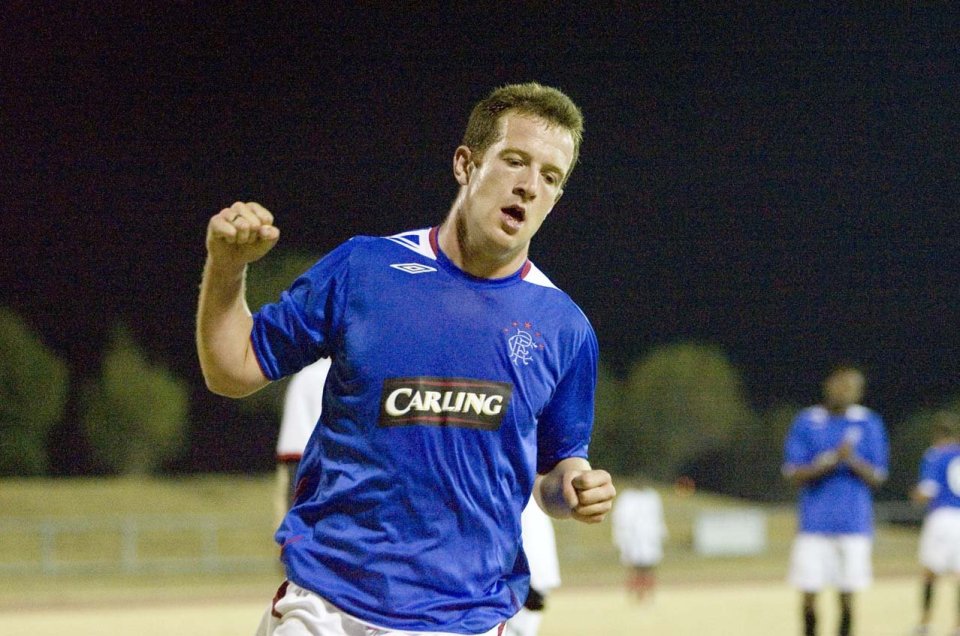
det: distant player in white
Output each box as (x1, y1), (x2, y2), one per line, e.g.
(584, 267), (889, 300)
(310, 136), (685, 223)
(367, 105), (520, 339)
(611, 484), (667, 601)
(911, 410), (960, 636)
(782, 366), (889, 636)
(503, 498), (561, 636)
(274, 357), (331, 526)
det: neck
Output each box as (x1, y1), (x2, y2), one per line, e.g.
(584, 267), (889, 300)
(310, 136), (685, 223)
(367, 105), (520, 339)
(438, 207), (528, 280)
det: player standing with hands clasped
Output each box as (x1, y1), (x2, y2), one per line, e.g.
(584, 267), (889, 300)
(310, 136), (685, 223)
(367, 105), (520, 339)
(911, 410), (960, 636)
(196, 82), (615, 636)
(782, 366), (889, 636)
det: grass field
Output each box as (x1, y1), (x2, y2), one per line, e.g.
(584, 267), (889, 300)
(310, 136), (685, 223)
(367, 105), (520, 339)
(5, 577), (955, 635)
(0, 476), (943, 635)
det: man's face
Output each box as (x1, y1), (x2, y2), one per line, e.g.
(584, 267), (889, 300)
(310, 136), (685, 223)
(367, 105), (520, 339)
(823, 369), (865, 410)
(453, 111), (575, 267)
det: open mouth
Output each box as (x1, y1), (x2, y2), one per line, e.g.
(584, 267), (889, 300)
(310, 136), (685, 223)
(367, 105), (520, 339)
(501, 205), (526, 223)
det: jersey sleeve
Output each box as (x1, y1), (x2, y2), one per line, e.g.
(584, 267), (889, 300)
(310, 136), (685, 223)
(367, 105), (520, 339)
(252, 240), (354, 381)
(782, 415), (810, 474)
(862, 414), (890, 478)
(534, 326), (598, 474)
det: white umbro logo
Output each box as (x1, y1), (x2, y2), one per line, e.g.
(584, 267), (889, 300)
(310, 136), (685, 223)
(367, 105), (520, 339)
(390, 263), (437, 274)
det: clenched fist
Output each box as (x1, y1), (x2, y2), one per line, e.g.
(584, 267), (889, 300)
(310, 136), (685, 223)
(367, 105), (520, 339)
(206, 201), (280, 267)
(563, 468), (616, 524)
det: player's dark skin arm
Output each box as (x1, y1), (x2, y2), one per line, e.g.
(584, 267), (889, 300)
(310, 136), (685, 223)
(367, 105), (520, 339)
(785, 441), (885, 489)
(910, 487), (932, 507)
(839, 445), (886, 489)
(784, 451), (842, 487)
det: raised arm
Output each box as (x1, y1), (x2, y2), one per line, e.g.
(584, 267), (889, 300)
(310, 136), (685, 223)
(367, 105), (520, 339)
(196, 201), (279, 397)
(534, 456), (616, 523)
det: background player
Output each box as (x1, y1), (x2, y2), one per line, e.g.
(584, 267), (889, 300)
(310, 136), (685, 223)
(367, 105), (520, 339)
(504, 497), (562, 636)
(273, 357), (331, 526)
(611, 479), (668, 602)
(196, 82), (616, 636)
(782, 365), (889, 636)
(911, 410), (960, 636)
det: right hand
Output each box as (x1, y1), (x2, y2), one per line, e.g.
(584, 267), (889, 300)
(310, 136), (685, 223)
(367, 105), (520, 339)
(206, 201), (280, 267)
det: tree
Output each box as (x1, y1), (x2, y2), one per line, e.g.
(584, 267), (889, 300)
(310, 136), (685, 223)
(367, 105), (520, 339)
(0, 308), (68, 475)
(622, 342), (753, 482)
(718, 403), (799, 502)
(585, 361), (629, 473)
(81, 326), (189, 475)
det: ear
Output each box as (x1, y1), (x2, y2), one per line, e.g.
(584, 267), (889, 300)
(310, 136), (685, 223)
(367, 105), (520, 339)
(453, 146), (473, 186)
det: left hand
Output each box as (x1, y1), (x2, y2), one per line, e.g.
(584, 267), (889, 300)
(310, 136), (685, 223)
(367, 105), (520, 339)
(564, 469), (616, 523)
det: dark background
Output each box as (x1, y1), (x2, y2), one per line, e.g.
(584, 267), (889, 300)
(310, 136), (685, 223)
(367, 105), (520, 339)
(2, 4), (958, 473)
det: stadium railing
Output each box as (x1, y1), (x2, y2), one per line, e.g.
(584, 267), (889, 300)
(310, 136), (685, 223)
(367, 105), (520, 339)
(0, 514), (278, 575)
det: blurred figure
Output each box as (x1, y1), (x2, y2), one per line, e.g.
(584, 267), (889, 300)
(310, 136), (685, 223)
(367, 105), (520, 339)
(504, 498), (561, 636)
(782, 366), (889, 636)
(273, 357), (331, 526)
(911, 410), (960, 636)
(611, 480), (667, 602)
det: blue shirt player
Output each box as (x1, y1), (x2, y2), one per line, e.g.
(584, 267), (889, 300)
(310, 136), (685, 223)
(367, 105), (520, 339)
(910, 410), (960, 636)
(782, 366), (889, 636)
(196, 82), (616, 636)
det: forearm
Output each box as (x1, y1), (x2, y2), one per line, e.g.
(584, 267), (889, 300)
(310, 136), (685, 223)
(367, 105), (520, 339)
(533, 457), (592, 519)
(784, 452), (839, 486)
(845, 455), (886, 489)
(196, 257), (268, 397)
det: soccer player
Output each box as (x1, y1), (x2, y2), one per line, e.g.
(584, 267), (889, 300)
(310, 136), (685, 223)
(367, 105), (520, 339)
(911, 410), (960, 636)
(611, 482), (668, 602)
(782, 365), (889, 636)
(504, 497), (562, 636)
(196, 82), (616, 636)
(273, 357), (331, 526)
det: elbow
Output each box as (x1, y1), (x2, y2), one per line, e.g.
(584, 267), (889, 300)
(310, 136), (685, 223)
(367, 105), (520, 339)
(202, 371), (258, 399)
(782, 466), (801, 487)
(868, 467), (888, 490)
(203, 376), (240, 398)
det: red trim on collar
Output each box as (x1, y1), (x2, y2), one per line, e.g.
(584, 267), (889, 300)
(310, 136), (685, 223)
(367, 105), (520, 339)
(519, 260), (532, 279)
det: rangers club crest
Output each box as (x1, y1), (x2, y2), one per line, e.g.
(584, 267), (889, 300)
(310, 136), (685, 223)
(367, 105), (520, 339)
(503, 321), (545, 366)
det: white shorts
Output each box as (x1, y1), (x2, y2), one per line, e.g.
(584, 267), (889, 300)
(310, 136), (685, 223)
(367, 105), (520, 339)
(618, 539), (664, 567)
(919, 507), (960, 575)
(256, 580), (506, 636)
(788, 533), (873, 592)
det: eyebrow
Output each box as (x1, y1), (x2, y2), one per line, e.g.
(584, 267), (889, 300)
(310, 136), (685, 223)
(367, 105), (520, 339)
(500, 148), (566, 182)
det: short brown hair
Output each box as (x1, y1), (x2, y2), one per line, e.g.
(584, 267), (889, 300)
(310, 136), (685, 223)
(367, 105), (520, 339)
(462, 82), (584, 186)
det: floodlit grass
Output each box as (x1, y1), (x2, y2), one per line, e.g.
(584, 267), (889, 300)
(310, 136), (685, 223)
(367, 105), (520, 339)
(2, 577), (945, 635)
(0, 474), (925, 608)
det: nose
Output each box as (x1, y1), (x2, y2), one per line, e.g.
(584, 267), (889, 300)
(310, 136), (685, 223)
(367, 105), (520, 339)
(513, 169), (538, 202)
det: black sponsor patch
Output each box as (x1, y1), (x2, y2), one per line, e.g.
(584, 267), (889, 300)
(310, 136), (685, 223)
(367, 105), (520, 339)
(378, 376), (513, 431)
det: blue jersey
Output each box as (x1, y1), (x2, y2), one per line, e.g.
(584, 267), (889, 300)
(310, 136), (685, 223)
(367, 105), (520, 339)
(782, 405), (889, 535)
(251, 228), (598, 633)
(916, 443), (960, 513)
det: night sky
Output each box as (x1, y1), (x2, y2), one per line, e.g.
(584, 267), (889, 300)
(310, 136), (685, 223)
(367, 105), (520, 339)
(3, 5), (958, 472)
